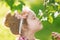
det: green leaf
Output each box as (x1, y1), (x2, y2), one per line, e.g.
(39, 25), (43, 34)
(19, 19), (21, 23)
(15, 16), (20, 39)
(58, 5), (60, 11)
(5, 0), (15, 10)
(49, 0), (55, 3)
(55, 0), (60, 3)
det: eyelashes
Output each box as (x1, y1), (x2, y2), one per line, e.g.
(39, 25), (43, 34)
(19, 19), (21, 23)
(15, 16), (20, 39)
(32, 15), (36, 20)
(32, 17), (36, 20)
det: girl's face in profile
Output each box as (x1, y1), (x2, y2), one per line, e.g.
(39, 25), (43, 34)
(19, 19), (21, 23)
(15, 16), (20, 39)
(20, 11), (43, 40)
(25, 11), (43, 33)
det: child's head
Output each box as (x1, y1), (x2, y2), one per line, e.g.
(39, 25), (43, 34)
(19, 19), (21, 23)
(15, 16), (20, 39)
(4, 9), (43, 35)
(25, 10), (43, 33)
(5, 13), (42, 35)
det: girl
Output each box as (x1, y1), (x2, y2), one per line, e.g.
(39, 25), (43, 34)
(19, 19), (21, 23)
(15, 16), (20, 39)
(5, 7), (43, 40)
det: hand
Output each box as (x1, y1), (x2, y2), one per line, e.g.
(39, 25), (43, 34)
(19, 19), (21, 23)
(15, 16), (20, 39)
(52, 32), (60, 40)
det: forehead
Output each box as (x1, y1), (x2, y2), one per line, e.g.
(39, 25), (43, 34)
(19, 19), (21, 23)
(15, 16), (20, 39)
(28, 11), (36, 17)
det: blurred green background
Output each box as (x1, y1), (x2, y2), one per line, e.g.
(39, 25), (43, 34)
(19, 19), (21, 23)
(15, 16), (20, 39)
(0, 0), (60, 40)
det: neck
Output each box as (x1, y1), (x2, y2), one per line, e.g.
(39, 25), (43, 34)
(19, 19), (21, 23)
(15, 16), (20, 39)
(21, 30), (35, 40)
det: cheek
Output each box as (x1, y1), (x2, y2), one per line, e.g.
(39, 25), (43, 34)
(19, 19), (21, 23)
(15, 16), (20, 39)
(27, 18), (43, 31)
(31, 24), (41, 32)
(37, 24), (43, 31)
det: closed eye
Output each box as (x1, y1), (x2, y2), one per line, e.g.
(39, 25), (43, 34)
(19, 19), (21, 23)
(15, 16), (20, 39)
(32, 17), (36, 20)
(32, 15), (36, 20)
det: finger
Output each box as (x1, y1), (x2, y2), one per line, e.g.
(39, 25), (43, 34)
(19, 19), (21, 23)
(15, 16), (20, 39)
(52, 32), (57, 36)
(57, 34), (60, 38)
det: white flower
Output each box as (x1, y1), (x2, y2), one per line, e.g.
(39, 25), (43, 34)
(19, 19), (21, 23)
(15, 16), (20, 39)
(55, 2), (59, 6)
(54, 11), (59, 18)
(43, 0), (49, 5)
(38, 10), (43, 16)
(41, 17), (47, 21)
(47, 0), (49, 3)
